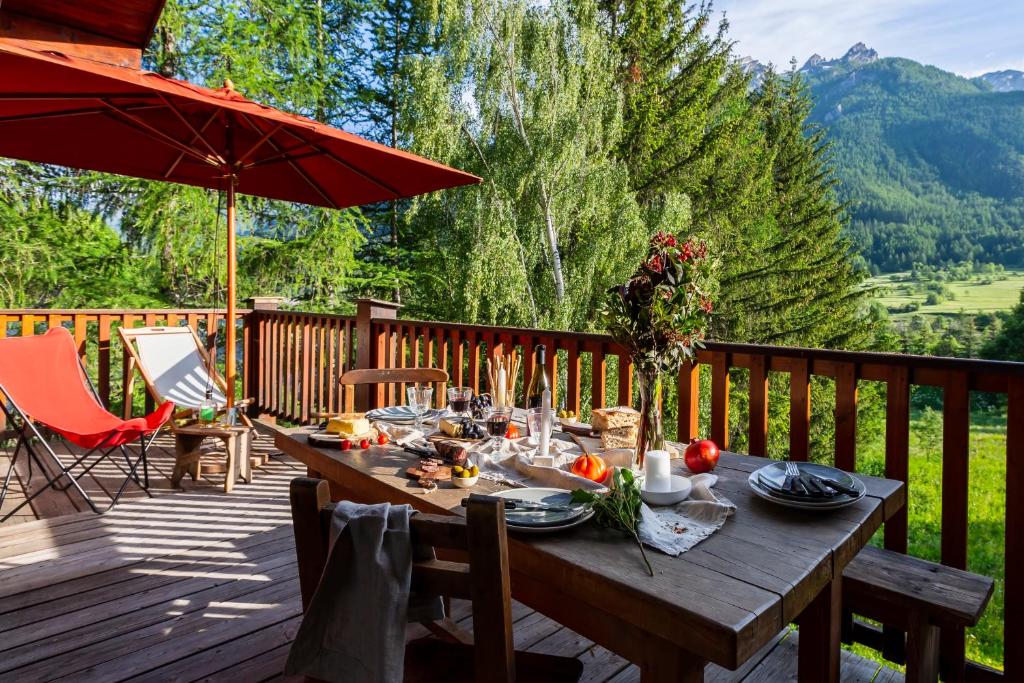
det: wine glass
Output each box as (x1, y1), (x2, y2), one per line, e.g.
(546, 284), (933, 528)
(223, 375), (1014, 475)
(485, 406), (514, 440)
(406, 385), (434, 431)
(447, 386), (473, 417)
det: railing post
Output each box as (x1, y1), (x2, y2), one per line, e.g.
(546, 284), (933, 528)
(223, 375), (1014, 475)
(1006, 376), (1024, 680)
(246, 297), (282, 417)
(354, 298), (400, 411)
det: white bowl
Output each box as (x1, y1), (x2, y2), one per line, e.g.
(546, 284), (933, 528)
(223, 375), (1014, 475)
(640, 474), (693, 506)
(451, 474), (479, 488)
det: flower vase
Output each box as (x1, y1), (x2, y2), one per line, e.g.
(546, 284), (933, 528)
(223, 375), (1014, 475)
(635, 368), (666, 470)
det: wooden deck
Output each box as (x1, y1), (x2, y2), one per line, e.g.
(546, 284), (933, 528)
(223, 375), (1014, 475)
(0, 427), (903, 682)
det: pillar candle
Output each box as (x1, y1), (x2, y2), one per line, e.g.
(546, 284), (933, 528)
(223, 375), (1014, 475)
(644, 450), (672, 492)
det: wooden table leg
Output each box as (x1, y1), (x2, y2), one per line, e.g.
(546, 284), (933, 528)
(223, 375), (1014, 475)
(798, 575), (842, 682)
(224, 433), (238, 493)
(640, 638), (705, 682)
(238, 430), (252, 483)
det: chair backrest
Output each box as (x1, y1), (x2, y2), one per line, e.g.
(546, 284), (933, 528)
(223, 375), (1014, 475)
(120, 326), (227, 410)
(289, 478), (515, 683)
(338, 367), (449, 412)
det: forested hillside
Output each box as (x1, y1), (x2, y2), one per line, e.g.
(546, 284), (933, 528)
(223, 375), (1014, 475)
(0, 0), (877, 352)
(799, 49), (1024, 272)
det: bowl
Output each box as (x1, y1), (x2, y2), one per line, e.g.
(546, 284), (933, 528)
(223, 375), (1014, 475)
(640, 474), (693, 506)
(451, 474), (479, 488)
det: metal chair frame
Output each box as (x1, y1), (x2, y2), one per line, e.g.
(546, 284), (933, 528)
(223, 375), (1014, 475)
(0, 356), (166, 522)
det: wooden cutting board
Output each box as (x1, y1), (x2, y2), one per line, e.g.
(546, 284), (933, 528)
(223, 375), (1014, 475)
(307, 428), (378, 448)
(405, 464), (452, 481)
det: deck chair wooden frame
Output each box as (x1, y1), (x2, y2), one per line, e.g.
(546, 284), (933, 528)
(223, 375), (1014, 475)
(119, 325), (257, 493)
(337, 367), (449, 412)
(290, 478), (583, 683)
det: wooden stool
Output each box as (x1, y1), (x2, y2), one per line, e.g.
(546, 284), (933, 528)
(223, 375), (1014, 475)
(172, 424), (252, 493)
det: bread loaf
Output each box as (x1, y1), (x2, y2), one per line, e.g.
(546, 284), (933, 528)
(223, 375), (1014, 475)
(591, 406), (640, 431)
(600, 425), (638, 450)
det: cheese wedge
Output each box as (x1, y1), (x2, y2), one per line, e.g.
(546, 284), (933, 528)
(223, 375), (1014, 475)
(439, 417), (464, 438)
(326, 412), (370, 438)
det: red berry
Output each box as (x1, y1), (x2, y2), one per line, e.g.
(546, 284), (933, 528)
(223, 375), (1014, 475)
(377, 433), (390, 446)
(359, 439), (371, 449)
(340, 439), (352, 451)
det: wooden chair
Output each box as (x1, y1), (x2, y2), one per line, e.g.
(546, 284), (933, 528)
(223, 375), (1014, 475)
(289, 478), (584, 683)
(338, 367), (449, 412)
(119, 326), (257, 492)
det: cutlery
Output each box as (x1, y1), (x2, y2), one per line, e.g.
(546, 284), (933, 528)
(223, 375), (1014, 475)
(812, 475), (860, 497)
(801, 474), (833, 498)
(461, 497), (580, 513)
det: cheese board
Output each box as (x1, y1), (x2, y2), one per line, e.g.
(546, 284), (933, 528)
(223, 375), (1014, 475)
(405, 463), (452, 481)
(307, 428), (378, 448)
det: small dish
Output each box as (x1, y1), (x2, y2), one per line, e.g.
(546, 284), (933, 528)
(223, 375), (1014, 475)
(451, 474), (479, 488)
(640, 474), (692, 506)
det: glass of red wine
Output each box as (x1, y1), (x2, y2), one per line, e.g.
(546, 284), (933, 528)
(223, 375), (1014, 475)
(485, 406), (514, 440)
(447, 386), (473, 417)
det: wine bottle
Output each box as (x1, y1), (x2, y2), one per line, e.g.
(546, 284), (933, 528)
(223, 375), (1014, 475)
(526, 345), (550, 409)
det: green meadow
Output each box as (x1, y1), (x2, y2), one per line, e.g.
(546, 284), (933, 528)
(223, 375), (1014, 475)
(869, 270), (1024, 320)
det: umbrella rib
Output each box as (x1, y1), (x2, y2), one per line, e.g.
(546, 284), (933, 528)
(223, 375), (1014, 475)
(164, 110), (221, 178)
(277, 126), (403, 199)
(157, 94), (226, 165)
(235, 123), (285, 167)
(241, 147), (320, 170)
(239, 114), (339, 208)
(0, 103), (163, 125)
(100, 99), (220, 167)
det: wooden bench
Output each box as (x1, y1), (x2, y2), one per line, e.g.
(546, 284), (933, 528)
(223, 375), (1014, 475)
(842, 545), (994, 683)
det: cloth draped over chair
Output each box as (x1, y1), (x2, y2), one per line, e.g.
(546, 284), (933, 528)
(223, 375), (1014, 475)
(131, 330), (228, 409)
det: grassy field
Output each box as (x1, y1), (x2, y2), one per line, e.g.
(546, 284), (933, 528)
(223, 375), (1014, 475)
(855, 404), (1007, 671)
(868, 270), (1024, 320)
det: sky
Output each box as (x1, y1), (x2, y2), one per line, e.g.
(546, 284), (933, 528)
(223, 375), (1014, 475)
(712, 0), (1024, 77)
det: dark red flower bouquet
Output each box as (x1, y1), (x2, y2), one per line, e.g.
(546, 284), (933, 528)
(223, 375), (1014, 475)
(604, 232), (717, 463)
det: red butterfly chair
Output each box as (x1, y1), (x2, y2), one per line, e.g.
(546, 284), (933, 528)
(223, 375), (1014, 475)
(0, 327), (173, 521)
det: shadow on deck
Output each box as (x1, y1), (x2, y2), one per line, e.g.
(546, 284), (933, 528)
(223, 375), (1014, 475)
(0, 426), (902, 682)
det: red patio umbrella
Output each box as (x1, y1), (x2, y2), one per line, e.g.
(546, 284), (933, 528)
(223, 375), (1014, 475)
(0, 41), (480, 403)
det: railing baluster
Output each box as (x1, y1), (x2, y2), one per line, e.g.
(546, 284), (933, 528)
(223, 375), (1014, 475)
(301, 316), (312, 424)
(940, 371), (970, 680)
(748, 355), (768, 456)
(467, 330), (480, 396)
(1006, 376), (1024, 680)
(678, 361), (700, 443)
(436, 327), (449, 408)
(566, 339), (581, 417)
(591, 343), (607, 412)
(789, 358), (811, 461)
(451, 328), (464, 390)
(98, 314), (113, 408)
(882, 365), (911, 662)
(711, 352), (730, 449)
(617, 354), (633, 407)
(835, 362), (858, 471)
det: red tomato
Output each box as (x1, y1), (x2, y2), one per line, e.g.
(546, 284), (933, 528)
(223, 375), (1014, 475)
(505, 424), (520, 439)
(359, 438), (371, 449)
(684, 438), (720, 473)
(570, 453), (608, 482)
(377, 433), (390, 446)
(340, 439), (352, 451)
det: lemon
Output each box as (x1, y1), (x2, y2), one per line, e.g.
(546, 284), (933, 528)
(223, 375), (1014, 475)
(470, 465), (480, 476)
(453, 465), (464, 474)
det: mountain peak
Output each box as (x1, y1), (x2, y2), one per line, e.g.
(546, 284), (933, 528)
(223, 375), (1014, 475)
(842, 42), (878, 64)
(976, 69), (1024, 92)
(802, 53), (825, 70)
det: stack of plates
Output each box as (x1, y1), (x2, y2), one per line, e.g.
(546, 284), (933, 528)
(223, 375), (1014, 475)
(365, 406), (444, 425)
(748, 462), (866, 510)
(490, 488), (594, 535)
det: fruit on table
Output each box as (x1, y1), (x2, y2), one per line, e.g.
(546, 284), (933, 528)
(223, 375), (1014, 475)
(684, 438), (720, 473)
(570, 453), (608, 482)
(340, 439), (352, 451)
(557, 409), (577, 420)
(377, 433), (390, 446)
(471, 393), (493, 419)
(505, 424), (520, 439)
(359, 438), (371, 449)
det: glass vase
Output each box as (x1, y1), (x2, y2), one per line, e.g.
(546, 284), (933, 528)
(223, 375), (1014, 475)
(635, 367), (666, 470)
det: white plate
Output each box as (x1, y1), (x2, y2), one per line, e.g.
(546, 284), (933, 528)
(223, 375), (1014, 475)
(490, 488), (594, 533)
(747, 465), (866, 510)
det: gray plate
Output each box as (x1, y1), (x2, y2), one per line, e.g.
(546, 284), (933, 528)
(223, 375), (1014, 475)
(365, 406), (443, 424)
(747, 463), (866, 510)
(490, 488), (593, 531)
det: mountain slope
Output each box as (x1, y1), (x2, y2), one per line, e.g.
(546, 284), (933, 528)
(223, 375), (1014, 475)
(742, 47), (1024, 272)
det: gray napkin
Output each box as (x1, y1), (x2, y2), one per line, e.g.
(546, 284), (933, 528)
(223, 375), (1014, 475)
(284, 501), (442, 683)
(638, 474), (735, 556)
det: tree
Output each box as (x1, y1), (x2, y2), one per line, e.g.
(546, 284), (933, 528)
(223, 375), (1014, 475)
(982, 290), (1024, 362)
(399, 0), (650, 330)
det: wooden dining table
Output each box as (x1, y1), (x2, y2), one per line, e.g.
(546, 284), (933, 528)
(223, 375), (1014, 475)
(276, 424), (904, 683)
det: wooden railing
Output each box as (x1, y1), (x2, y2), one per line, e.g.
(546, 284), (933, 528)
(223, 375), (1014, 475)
(0, 309), (252, 420)
(3, 299), (1022, 679)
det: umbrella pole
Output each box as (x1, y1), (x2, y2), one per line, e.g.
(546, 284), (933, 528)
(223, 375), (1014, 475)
(225, 177), (237, 410)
